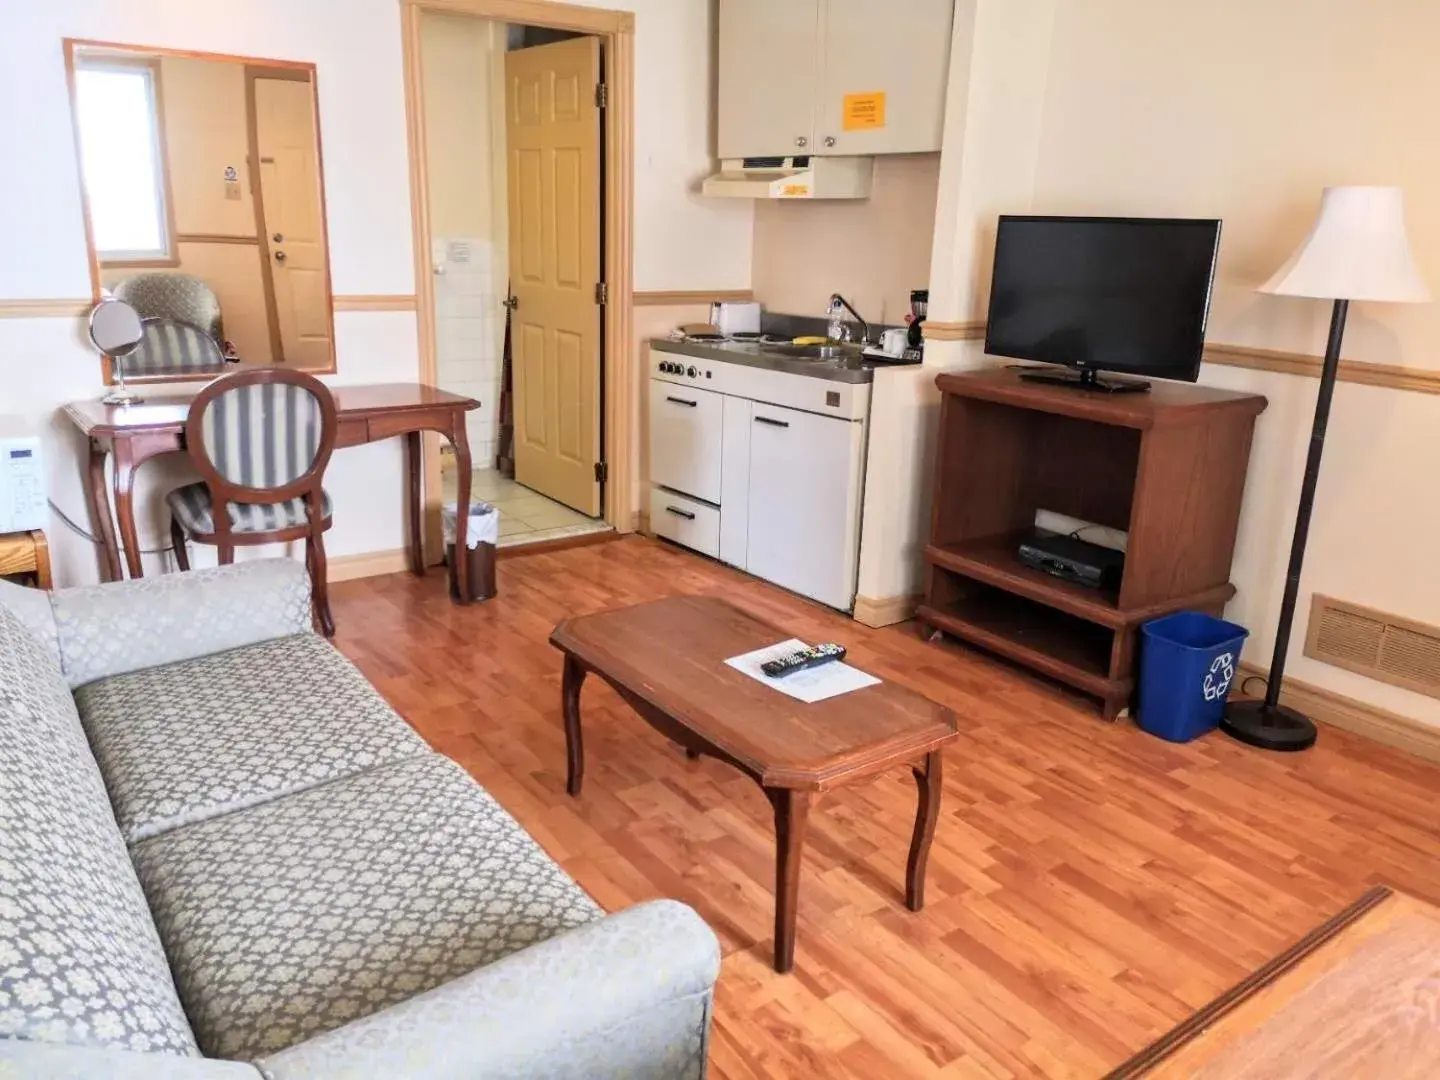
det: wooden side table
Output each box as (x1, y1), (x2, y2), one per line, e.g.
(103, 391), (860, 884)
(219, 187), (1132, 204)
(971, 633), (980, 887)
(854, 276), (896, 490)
(0, 529), (51, 590)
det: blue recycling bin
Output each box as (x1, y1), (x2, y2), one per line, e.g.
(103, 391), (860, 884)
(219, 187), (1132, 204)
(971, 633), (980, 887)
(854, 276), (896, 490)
(1137, 612), (1249, 742)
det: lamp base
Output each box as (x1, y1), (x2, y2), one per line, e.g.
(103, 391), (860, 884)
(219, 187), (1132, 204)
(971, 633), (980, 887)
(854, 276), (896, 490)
(1220, 700), (1317, 752)
(100, 386), (145, 406)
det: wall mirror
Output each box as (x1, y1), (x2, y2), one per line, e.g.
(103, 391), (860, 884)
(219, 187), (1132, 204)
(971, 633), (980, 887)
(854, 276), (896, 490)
(65, 40), (336, 383)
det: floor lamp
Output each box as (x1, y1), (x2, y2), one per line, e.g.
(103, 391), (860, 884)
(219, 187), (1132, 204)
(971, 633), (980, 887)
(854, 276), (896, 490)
(1222, 186), (1430, 751)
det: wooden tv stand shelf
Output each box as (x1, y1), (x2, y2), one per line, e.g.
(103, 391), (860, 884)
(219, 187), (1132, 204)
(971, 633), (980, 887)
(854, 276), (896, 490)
(918, 368), (1268, 718)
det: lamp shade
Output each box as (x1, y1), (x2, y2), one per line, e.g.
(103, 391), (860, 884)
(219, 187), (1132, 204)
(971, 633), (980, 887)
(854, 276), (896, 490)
(1260, 186), (1430, 303)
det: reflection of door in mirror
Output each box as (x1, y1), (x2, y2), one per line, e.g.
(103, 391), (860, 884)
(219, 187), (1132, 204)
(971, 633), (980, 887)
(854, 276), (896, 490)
(66, 42), (335, 383)
(252, 72), (331, 371)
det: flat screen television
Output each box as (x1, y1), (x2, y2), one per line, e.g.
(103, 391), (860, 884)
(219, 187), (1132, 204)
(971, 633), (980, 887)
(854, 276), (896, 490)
(984, 215), (1222, 392)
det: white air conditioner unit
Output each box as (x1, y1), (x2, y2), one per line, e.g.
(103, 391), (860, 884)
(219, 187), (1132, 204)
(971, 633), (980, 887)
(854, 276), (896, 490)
(701, 156), (873, 200)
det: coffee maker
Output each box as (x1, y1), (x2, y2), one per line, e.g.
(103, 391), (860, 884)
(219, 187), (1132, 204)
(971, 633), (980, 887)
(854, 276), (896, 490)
(907, 289), (928, 349)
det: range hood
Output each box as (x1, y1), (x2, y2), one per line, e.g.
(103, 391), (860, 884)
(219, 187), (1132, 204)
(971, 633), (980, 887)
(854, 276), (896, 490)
(701, 156), (873, 200)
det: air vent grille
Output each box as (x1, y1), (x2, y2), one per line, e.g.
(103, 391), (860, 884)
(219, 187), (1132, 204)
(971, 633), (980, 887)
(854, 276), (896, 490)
(1305, 595), (1440, 699)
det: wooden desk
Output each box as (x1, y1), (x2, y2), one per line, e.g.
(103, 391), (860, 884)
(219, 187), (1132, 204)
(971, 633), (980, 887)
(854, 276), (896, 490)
(0, 530), (51, 589)
(64, 383), (480, 598)
(1107, 885), (1440, 1078)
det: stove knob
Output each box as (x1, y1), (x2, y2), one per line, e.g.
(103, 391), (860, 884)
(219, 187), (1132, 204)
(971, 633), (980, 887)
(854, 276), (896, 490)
(660, 361), (673, 373)
(686, 366), (698, 378)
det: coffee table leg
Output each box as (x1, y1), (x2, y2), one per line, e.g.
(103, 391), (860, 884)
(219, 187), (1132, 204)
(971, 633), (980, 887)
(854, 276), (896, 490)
(562, 655), (586, 796)
(906, 750), (943, 911)
(766, 787), (812, 974)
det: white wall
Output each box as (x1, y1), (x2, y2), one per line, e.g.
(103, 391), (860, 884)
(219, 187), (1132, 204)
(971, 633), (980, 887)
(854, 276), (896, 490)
(1, 0), (753, 587)
(1, 1), (419, 587)
(1025, 0), (1440, 726)
(863, 0), (1440, 729)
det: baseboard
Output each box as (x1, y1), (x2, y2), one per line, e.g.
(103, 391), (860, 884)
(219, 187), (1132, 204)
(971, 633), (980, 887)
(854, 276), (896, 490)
(327, 549), (410, 583)
(1237, 661), (1440, 765)
(852, 592), (921, 628)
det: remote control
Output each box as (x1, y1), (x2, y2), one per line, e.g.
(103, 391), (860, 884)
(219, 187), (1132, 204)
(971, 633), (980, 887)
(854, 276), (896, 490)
(761, 643), (847, 679)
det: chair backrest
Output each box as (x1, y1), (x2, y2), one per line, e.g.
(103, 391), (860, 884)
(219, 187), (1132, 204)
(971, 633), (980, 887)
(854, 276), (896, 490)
(125, 317), (229, 377)
(185, 369), (338, 531)
(112, 273), (223, 340)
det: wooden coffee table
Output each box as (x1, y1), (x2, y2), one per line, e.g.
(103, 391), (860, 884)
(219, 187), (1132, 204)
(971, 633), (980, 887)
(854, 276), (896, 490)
(549, 595), (959, 973)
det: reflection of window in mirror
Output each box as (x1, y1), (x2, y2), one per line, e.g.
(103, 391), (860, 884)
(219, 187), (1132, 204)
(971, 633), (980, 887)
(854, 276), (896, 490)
(74, 60), (175, 265)
(66, 42), (336, 383)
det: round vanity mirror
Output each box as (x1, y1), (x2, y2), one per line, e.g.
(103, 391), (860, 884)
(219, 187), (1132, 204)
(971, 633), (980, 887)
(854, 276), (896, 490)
(90, 298), (146, 406)
(88, 298), (144, 357)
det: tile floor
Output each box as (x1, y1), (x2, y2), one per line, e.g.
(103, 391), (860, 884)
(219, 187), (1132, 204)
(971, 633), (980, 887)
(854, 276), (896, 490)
(442, 466), (612, 549)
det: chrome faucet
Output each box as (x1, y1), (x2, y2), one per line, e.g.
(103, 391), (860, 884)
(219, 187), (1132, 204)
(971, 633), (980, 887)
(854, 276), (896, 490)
(826, 293), (870, 346)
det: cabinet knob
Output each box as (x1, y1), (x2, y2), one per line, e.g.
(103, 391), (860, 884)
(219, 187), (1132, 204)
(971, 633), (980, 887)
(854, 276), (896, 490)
(795, 136), (808, 148)
(824, 135), (837, 148)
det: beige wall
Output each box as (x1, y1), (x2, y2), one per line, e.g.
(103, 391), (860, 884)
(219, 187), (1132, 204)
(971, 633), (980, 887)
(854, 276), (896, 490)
(160, 56), (255, 238)
(751, 154), (940, 325)
(867, 0), (1440, 729)
(419, 11), (510, 465)
(419, 12), (507, 241)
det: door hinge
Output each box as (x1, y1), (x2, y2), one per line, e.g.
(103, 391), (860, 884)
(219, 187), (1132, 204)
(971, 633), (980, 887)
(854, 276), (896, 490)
(595, 281), (609, 306)
(594, 461), (608, 483)
(596, 82), (608, 109)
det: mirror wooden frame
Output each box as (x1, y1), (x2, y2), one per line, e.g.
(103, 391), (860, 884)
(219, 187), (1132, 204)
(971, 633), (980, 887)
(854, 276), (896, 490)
(63, 39), (338, 385)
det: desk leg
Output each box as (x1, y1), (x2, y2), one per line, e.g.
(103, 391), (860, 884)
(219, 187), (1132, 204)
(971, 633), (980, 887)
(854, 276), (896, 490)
(112, 439), (144, 580)
(906, 750), (943, 912)
(766, 786), (812, 974)
(86, 438), (121, 583)
(451, 414), (473, 604)
(405, 430), (425, 577)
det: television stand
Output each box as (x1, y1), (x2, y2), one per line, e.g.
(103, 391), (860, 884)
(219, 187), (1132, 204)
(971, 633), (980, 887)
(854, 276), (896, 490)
(918, 368), (1268, 717)
(1016, 365), (1151, 393)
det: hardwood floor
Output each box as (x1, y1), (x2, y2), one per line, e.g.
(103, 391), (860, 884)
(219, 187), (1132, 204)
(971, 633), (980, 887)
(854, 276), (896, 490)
(330, 536), (1440, 1078)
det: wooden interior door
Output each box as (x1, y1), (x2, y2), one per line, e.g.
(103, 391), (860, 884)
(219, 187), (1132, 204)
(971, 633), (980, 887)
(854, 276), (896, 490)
(506, 36), (602, 516)
(254, 76), (331, 369)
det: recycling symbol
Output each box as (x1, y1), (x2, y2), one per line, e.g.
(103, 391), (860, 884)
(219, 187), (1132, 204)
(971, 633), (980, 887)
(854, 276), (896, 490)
(1203, 651), (1235, 702)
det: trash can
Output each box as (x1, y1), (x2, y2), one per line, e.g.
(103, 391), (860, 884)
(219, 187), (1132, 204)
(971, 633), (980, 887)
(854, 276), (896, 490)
(441, 501), (498, 601)
(1137, 611), (1249, 742)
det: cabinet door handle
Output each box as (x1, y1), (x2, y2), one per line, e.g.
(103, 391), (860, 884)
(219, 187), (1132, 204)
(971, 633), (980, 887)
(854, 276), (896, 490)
(665, 506), (696, 520)
(754, 415), (790, 428)
(665, 396), (697, 407)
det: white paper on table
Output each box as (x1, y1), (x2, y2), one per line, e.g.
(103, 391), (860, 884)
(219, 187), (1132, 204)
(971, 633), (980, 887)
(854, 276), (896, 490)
(724, 638), (881, 703)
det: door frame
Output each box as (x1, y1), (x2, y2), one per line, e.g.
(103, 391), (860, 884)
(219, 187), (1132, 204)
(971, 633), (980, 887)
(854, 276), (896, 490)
(400, 0), (636, 562)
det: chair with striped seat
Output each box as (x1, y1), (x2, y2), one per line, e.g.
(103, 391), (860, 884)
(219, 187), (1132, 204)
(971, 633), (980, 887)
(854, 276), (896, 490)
(167, 369), (338, 635)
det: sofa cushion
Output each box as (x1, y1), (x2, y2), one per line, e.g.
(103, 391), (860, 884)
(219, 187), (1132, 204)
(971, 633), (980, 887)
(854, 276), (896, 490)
(131, 753), (604, 1060)
(0, 606), (198, 1057)
(50, 559), (313, 690)
(75, 633), (429, 843)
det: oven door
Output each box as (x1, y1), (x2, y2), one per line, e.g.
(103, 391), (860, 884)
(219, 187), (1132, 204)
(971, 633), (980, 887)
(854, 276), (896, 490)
(649, 379), (724, 505)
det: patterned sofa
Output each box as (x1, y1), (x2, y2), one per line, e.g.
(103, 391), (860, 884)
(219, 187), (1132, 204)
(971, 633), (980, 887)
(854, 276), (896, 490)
(0, 559), (719, 1079)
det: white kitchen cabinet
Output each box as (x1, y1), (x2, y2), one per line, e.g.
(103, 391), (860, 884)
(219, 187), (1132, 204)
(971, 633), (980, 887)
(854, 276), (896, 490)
(649, 382), (725, 506)
(717, 0), (954, 159)
(744, 402), (866, 611)
(717, 0), (822, 160)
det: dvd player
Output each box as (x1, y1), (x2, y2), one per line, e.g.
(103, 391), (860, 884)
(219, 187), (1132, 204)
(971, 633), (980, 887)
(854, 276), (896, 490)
(1017, 530), (1125, 591)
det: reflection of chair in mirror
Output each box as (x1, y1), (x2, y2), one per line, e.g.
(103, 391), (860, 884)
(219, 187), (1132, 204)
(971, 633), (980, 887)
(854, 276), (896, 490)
(126, 317), (234, 378)
(166, 368), (338, 635)
(112, 272), (225, 341)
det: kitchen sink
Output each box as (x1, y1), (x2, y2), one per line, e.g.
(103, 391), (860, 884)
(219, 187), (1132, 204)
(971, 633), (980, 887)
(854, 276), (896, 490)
(763, 343), (864, 360)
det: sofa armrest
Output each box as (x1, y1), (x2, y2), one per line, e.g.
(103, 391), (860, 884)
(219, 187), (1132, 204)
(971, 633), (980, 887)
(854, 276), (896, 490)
(257, 900), (721, 1080)
(50, 558), (313, 688)
(0, 1042), (260, 1079)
